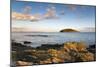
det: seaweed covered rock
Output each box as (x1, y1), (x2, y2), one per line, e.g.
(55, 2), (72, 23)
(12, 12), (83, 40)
(63, 42), (95, 62)
(80, 52), (94, 61)
(64, 42), (87, 52)
(48, 49), (71, 63)
(12, 41), (95, 66)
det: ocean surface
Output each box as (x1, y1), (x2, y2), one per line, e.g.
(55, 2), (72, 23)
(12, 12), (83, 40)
(12, 32), (96, 47)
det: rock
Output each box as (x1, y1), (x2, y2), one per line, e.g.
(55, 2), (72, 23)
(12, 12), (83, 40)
(52, 57), (65, 63)
(39, 58), (52, 64)
(63, 42), (87, 52)
(63, 42), (95, 62)
(16, 61), (33, 66)
(12, 41), (95, 65)
(87, 44), (96, 54)
(36, 44), (62, 50)
(89, 44), (96, 48)
(12, 41), (34, 51)
(23, 41), (32, 44)
(48, 49), (71, 63)
(57, 49), (72, 61)
(48, 49), (58, 57)
(80, 52), (95, 61)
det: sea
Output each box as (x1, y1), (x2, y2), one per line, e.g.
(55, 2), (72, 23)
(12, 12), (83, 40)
(12, 32), (96, 47)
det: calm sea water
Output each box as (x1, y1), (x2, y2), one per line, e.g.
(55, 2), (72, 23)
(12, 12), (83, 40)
(12, 32), (96, 47)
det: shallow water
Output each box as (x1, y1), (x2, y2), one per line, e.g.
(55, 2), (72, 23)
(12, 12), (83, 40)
(12, 32), (96, 47)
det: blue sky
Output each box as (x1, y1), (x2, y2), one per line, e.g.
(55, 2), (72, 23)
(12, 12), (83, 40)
(11, 0), (96, 32)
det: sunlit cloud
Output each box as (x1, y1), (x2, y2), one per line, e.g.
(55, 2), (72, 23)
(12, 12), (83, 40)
(12, 5), (59, 21)
(12, 12), (31, 20)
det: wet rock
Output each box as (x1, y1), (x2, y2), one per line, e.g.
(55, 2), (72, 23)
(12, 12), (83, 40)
(80, 52), (95, 61)
(23, 41), (32, 44)
(11, 41), (95, 65)
(39, 58), (52, 64)
(87, 44), (96, 54)
(36, 44), (62, 50)
(12, 41), (34, 51)
(89, 44), (96, 48)
(16, 61), (33, 66)
(52, 57), (65, 63)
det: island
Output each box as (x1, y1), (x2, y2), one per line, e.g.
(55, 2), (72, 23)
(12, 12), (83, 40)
(60, 28), (79, 32)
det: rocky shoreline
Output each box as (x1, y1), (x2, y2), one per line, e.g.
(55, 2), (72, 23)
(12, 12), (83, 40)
(11, 40), (96, 66)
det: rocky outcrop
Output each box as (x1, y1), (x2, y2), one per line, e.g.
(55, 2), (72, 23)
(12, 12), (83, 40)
(11, 41), (34, 51)
(63, 42), (95, 62)
(11, 41), (95, 66)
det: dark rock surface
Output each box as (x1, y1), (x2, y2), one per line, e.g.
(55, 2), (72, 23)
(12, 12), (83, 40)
(23, 41), (32, 44)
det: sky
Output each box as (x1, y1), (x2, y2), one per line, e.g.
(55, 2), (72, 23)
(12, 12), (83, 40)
(11, 0), (96, 32)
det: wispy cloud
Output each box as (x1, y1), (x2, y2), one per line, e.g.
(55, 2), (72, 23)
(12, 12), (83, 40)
(23, 5), (32, 14)
(12, 12), (30, 20)
(44, 6), (58, 19)
(12, 5), (59, 22)
(12, 12), (43, 21)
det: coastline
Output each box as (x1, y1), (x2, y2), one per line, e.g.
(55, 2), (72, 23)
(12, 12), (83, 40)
(11, 40), (96, 66)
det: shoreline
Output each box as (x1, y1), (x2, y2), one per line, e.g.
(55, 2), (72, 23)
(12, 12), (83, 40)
(11, 40), (96, 66)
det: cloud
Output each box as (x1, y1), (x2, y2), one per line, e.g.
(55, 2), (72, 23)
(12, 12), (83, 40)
(22, 5), (32, 14)
(44, 6), (58, 19)
(12, 12), (30, 20)
(12, 6), (59, 21)
(12, 4), (60, 22)
(58, 5), (76, 16)
(12, 12), (44, 21)
(30, 13), (43, 21)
